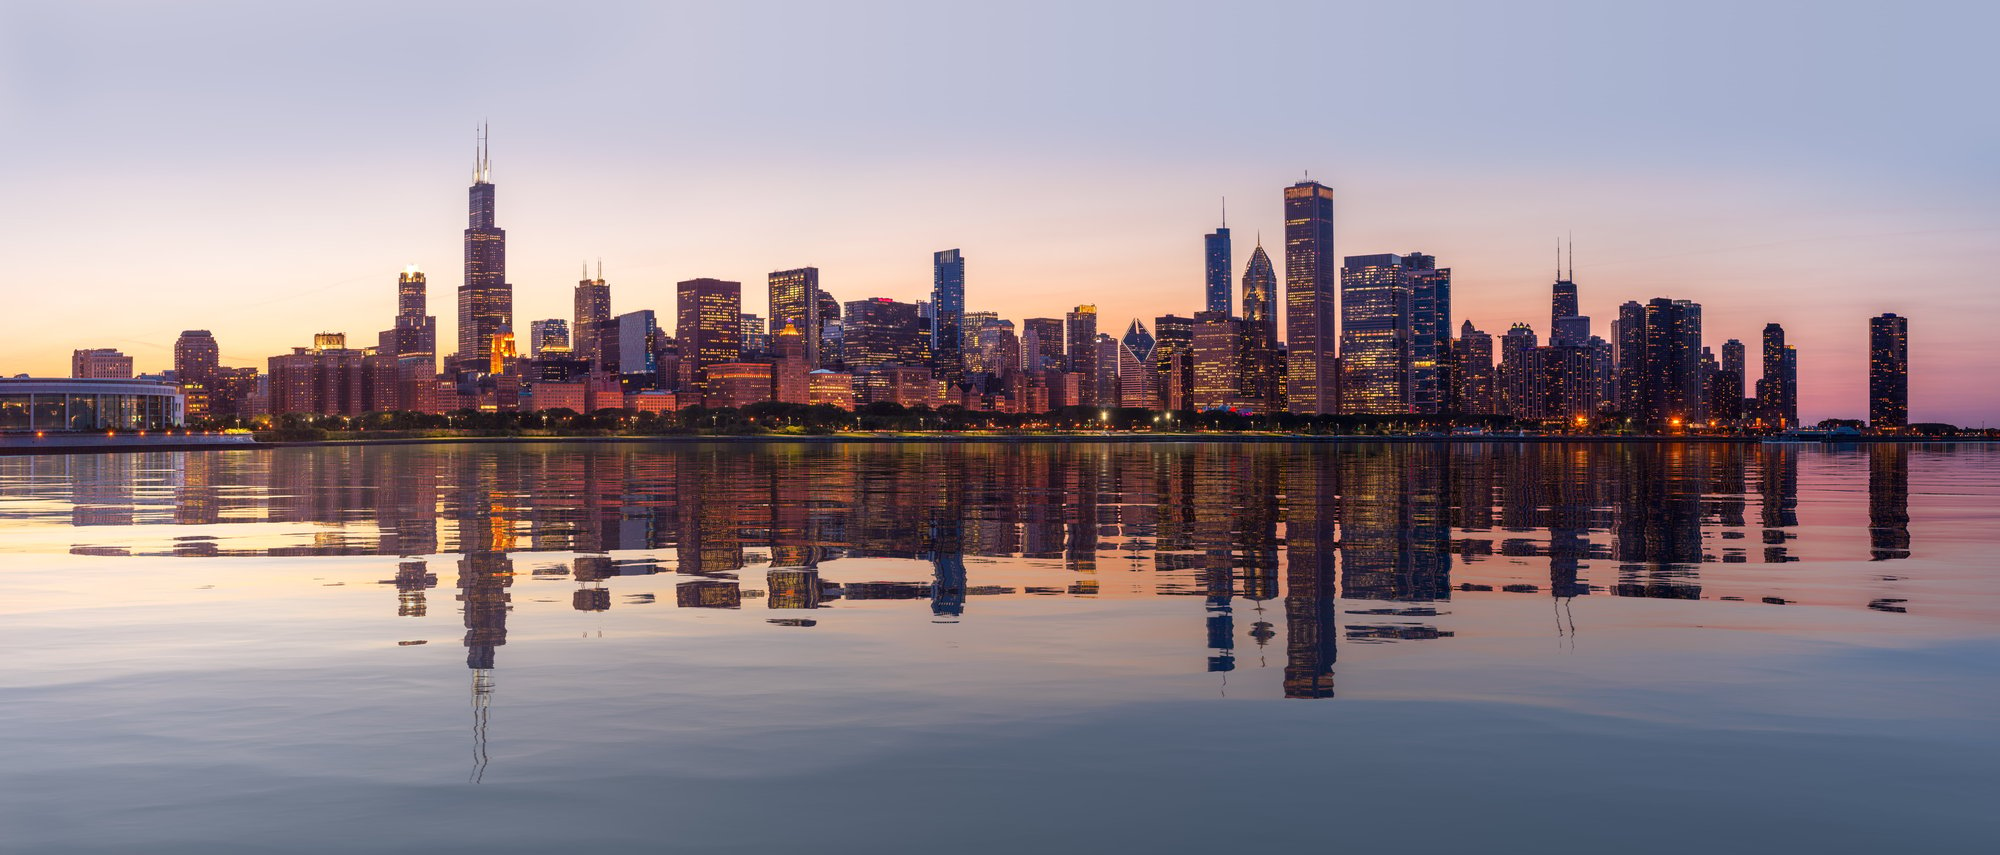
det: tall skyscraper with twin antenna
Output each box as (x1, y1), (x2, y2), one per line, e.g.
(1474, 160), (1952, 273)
(573, 261), (611, 371)
(457, 124), (510, 370)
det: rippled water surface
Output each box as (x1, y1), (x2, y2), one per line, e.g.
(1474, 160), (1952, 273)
(2, 441), (1996, 853)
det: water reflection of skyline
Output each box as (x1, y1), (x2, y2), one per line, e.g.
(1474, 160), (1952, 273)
(0, 442), (1949, 704)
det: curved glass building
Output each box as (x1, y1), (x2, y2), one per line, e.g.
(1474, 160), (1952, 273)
(0, 378), (185, 432)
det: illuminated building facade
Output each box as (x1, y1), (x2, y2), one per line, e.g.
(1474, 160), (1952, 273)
(842, 298), (926, 371)
(457, 125), (510, 369)
(1283, 179), (1337, 414)
(528, 319), (569, 356)
(768, 267), (821, 368)
(703, 362), (776, 409)
(1023, 317), (1064, 373)
(71, 348), (133, 379)
(1065, 305), (1098, 405)
(1452, 321), (1495, 414)
(676, 278), (743, 388)
(573, 264), (611, 370)
(0, 378), (184, 432)
(932, 249), (966, 385)
(1152, 314), (1194, 411)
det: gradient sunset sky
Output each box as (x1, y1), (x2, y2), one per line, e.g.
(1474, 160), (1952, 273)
(2, 1), (1995, 423)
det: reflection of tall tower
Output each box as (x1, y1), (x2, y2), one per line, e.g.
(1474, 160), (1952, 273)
(457, 551), (513, 670)
(458, 124), (510, 369)
(1283, 450), (1338, 698)
(1758, 445), (1799, 564)
(1868, 444), (1911, 560)
(394, 560), (438, 617)
(1340, 444), (1453, 605)
(928, 511), (967, 620)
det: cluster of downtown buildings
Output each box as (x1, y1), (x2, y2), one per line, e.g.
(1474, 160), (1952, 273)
(15, 134), (1918, 434)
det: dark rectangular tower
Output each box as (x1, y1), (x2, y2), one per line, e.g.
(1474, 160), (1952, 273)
(1869, 313), (1908, 428)
(457, 125), (510, 370)
(1283, 179), (1337, 414)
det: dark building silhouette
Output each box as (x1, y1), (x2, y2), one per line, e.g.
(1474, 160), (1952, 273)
(1204, 213), (1232, 316)
(1869, 313), (1909, 429)
(457, 125), (510, 369)
(1757, 323), (1799, 428)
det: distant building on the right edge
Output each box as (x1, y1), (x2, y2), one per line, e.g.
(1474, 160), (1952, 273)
(1869, 313), (1909, 429)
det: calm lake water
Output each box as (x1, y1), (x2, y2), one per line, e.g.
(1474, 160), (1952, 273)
(1, 441), (1995, 853)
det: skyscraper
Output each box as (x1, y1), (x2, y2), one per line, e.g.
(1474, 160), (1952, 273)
(1869, 313), (1908, 428)
(1241, 241), (1276, 327)
(1452, 321), (1495, 414)
(1408, 255), (1451, 416)
(1283, 179), (1337, 414)
(1066, 305), (1099, 404)
(1498, 324), (1543, 419)
(573, 262), (611, 371)
(1340, 253), (1414, 414)
(1192, 311), (1247, 412)
(843, 298), (927, 371)
(1551, 240), (1582, 345)
(1240, 241), (1281, 412)
(374, 267), (438, 412)
(1632, 298), (1703, 427)
(1153, 314), (1195, 410)
(528, 319), (570, 356)
(1713, 338), (1747, 423)
(1204, 210), (1232, 316)
(740, 313), (768, 358)
(1023, 317), (1065, 373)
(1758, 323), (1798, 428)
(174, 330), (220, 385)
(457, 125), (510, 370)
(932, 249), (966, 385)
(676, 279), (742, 388)
(768, 267), (821, 368)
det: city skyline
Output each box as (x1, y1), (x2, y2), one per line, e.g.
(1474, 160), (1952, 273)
(2, 2), (1995, 423)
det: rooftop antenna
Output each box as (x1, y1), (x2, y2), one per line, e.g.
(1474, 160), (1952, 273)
(596, 258), (602, 281)
(1221, 195), (1227, 228)
(1567, 230), (1574, 281)
(1555, 237), (1561, 282)
(581, 261), (588, 280)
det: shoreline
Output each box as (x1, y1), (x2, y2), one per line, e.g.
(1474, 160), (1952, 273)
(5, 432), (1987, 455)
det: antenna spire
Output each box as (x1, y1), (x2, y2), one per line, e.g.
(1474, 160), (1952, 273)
(473, 121), (491, 183)
(1221, 195), (1227, 228)
(596, 258), (603, 281)
(582, 261), (588, 281)
(1567, 230), (1574, 281)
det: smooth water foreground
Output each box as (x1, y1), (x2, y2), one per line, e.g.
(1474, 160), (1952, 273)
(1, 441), (1995, 853)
